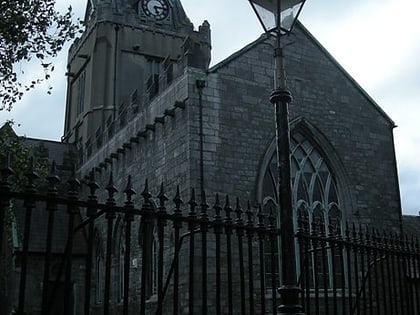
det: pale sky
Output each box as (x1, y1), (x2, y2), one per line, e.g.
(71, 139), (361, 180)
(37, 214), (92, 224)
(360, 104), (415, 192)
(1, 0), (419, 216)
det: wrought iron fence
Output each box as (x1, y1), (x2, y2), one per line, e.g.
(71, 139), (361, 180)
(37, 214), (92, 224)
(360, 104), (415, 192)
(0, 162), (419, 315)
(296, 214), (420, 315)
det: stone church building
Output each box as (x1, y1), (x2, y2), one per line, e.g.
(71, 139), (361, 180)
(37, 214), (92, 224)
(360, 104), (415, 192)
(63, 0), (401, 226)
(2, 0), (411, 314)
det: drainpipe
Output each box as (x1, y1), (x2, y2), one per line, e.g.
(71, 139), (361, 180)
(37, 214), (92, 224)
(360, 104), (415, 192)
(63, 65), (74, 142)
(113, 25), (120, 121)
(196, 79), (206, 196)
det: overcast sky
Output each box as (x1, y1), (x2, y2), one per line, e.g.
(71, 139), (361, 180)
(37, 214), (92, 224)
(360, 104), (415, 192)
(1, 0), (419, 216)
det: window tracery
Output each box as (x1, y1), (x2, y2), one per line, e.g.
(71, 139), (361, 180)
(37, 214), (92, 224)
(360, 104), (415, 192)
(260, 130), (344, 289)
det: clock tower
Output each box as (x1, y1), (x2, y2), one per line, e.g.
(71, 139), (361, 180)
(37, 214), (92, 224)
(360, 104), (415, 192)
(62, 0), (211, 161)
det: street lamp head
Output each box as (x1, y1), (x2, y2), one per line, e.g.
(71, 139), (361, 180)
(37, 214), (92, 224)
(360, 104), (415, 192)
(248, 0), (306, 35)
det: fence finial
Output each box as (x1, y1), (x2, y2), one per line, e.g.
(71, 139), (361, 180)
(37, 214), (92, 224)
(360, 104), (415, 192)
(157, 182), (167, 209)
(106, 171), (118, 198)
(124, 175), (136, 202)
(188, 187), (197, 217)
(87, 168), (99, 196)
(200, 190), (208, 219)
(173, 185), (183, 211)
(235, 198), (244, 224)
(267, 206), (275, 229)
(214, 193), (222, 220)
(25, 156), (40, 184)
(141, 178), (151, 200)
(257, 204), (264, 228)
(245, 201), (254, 226)
(47, 161), (60, 186)
(224, 195), (233, 223)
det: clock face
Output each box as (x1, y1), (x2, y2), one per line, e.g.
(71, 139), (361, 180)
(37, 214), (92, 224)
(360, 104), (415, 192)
(141, 0), (169, 20)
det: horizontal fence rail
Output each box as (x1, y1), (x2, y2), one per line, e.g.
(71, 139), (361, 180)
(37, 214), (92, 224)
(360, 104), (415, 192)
(0, 161), (419, 314)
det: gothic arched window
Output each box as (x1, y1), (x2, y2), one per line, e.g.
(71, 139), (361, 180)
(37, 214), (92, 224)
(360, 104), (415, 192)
(260, 130), (344, 289)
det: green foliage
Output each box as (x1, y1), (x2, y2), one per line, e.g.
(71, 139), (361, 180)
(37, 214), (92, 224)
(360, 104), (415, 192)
(0, 121), (49, 189)
(0, 0), (81, 110)
(0, 121), (50, 254)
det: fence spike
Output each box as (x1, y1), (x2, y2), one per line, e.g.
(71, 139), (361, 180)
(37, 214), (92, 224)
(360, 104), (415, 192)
(311, 217), (318, 237)
(87, 169), (99, 196)
(328, 218), (335, 238)
(124, 175), (136, 202)
(188, 187), (197, 216)
(214, 193), (220, 207)
(66, 167), (80, 199)
(365, 226), (371, 245)
(47, 161), (61, 191)
(381, 229), (387, 247)
(47, 160), (60, 180)
(25, 156), (40, 183)
(106, 171), (118, 197)
(187, 188), (197, 233)
(335, 218), (343, 240)
(173, 185), (183, 210)
(200, 190), (208, 219)
(156, 182), (167, 208)
(296, 206), (303, 221)
(141, 178), (151, 200)
(345, 221), (351, 240)
(224, 195), (232, 219)
(235, 197), (243, 223)
(352, 222), (358, 242)
(123, 181), (135, 222)
(256, 204), (263, 226)
(303, 211), (309, 233)
(388, 231), (395, 249)
(245, 201), (254, 226)
(214, 193), (222, 220)
(372, 228), (378, 245)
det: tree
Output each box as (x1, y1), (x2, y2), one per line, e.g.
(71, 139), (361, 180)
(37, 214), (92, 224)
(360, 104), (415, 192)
(0, 120), (50, 314)
(0, 0), (80, 110)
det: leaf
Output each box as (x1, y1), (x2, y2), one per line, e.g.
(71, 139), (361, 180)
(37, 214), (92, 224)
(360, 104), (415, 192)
(0, 0), (82, 110)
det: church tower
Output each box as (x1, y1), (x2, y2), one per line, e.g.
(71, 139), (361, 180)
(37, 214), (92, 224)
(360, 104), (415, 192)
(62, 0), (211, 158)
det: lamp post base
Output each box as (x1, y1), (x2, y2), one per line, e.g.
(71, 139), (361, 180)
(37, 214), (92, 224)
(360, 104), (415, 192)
(277, 285), (304, 315)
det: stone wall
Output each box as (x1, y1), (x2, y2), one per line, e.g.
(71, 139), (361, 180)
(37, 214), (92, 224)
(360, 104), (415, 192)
(196, 24), (402, 232)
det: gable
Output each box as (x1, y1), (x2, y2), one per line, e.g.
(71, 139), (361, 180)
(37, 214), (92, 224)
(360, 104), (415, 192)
(209, 21), (395, 127)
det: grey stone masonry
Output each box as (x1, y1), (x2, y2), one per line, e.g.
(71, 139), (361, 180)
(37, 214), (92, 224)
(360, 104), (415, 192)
(78, 68), (202, 195)
(198, 23), (402, 232)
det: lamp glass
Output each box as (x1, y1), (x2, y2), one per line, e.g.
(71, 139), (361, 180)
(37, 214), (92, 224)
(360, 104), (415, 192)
(249, 0), (305, 34)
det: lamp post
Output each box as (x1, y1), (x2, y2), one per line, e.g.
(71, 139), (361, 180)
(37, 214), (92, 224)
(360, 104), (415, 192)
(248, 1), (306, 314)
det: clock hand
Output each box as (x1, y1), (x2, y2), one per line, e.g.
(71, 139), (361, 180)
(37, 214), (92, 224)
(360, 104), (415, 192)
(153, 5), (163, 15)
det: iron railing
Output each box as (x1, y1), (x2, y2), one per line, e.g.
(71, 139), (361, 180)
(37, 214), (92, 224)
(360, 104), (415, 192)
(0, 163), (419, 314)
(296, 214), (420, 315)
(0, 164), (281, 315)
